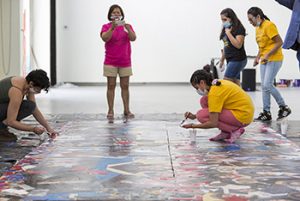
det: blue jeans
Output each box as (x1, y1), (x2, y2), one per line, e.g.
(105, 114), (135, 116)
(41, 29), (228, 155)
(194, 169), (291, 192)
(225, 59), (247, 80)
(260, 61), (285, 112)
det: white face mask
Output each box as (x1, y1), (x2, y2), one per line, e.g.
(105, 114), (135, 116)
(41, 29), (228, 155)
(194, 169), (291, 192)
(111, 15), (122, 21)
(29, 88), (40, 94)
(255, 17), (261, 27)
(196, 88), (208, 96)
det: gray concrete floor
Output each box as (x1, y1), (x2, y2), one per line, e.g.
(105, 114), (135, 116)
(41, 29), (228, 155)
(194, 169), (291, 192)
(35, 84), (300, 145)
(36, 84), (300, 120)
(1, 84), (300, 200)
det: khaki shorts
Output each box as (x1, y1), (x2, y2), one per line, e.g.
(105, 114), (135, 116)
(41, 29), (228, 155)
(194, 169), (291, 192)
(103, 65), (133, 77)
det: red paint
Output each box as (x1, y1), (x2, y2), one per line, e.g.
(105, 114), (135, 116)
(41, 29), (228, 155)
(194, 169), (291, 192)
(224, 195), (248, 201)
(89, 170), (107, 175)
(26, 170), (47, 174)
(117, 140), (131, 145)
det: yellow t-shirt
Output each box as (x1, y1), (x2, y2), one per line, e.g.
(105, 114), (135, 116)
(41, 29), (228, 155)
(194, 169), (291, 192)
(256, 20), (283, 62)
(208, 80), (254, 124)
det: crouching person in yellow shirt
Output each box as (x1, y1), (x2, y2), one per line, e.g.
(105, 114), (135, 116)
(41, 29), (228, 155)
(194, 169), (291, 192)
(182, 69), (254, 143)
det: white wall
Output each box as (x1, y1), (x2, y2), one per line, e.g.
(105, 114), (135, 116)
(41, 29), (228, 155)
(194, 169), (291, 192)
(0, 0), (21, 78)
(30, 0), (50, 76)
(56, 0), (299, 83)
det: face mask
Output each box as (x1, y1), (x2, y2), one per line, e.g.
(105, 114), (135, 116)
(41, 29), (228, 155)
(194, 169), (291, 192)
(223, 21), (232, 29)
(255, 17), (261, 27)
(196, 89), (207, 96)
(29, 88), (40, 94)
(110, 15), (122, 20)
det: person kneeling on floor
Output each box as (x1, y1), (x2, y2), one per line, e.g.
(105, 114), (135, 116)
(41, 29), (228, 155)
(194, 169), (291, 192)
(182, 69), (254, 143)
(0, 69), (58, 142)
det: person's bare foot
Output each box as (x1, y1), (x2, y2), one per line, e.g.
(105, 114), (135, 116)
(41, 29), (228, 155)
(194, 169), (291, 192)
(209, 131), (230, 141)
(124, 112), (135, 119)
(106, 113), (114, 123)
(224, 128), (245, 143)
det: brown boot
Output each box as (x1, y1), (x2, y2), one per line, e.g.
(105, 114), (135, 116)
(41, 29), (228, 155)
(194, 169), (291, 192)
(0, 129), (18, 142)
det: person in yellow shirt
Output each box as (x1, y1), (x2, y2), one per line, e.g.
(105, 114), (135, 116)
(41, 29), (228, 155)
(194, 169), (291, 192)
(247, 7), (291, 122)
(182, 69), (254, 143)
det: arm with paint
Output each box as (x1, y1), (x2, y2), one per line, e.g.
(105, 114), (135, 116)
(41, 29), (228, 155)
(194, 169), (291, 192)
(26, 93), (58, 136)
(182, 113), (218, 129)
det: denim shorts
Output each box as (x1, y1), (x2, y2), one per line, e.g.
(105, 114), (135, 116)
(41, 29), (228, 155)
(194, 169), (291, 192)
(225, 59), (247, 79)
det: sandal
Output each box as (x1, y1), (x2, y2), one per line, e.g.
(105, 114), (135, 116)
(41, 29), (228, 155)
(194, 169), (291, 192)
(106, 113), (114, 123)
(124, 112), (135, 119)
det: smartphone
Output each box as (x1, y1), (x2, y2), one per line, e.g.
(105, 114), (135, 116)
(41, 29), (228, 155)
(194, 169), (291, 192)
(115, 20), (125, 26)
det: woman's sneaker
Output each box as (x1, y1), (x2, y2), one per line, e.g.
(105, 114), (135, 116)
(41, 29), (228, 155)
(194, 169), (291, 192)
(255, 110), (272, 122)
(277, 105), (291, 120)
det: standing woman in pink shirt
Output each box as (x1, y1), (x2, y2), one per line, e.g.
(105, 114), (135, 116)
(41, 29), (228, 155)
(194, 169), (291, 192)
(100, 4), (136, 121)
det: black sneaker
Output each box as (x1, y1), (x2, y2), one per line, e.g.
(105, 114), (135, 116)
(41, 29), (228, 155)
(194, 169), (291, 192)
(255, 110), (272, 122)
(277, 105), (291, 120)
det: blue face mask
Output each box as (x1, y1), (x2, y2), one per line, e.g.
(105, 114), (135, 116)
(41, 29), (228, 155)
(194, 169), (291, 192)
(223, 21), (232, 29)
(196, 89), (208, 96)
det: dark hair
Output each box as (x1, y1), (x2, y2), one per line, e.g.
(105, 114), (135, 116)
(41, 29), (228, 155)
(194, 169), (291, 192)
(202, 64), (211, 74)
(190, 69), (221, 86)
(219, 8), (245, 40)
(247, 7), (270, 21)
(107, 4), (125, 21)
(25, 69), (50, 92)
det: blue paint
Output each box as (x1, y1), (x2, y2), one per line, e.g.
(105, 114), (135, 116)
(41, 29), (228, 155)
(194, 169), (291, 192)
(95, 157), (133, 181)
(25, 191), (110, 201)
(255, 145), (269, 150)
(208, 144), (241, 152)
(5, 173), (25, 182)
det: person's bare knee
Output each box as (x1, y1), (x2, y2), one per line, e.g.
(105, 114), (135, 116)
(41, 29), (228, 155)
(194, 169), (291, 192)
(120, 77), (129, 90)
(107, 77), (117, 90)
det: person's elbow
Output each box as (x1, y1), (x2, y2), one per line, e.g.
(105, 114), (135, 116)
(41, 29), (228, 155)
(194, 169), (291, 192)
(100, 34), (109, 42)
(101, 36), (109, 42)
(234, 41), (244, 49)
(236, 44), (243, 49)
(5, 119), (16, 128)
(130, 35), (137, 41)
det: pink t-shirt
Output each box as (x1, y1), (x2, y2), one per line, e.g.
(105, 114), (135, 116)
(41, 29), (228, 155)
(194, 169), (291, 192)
(101, 23), (134, 67)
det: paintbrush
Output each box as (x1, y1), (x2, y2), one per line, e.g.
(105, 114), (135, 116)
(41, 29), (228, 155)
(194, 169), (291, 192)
(180, 112), (190, 126)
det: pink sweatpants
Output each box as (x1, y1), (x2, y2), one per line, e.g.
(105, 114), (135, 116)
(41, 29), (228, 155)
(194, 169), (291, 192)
(196, 96), (248, 133)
